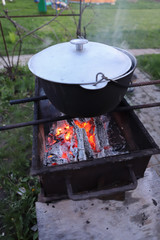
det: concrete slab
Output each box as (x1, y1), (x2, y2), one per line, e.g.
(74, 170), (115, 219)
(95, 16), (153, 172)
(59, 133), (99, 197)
(36, 167), (160, 240)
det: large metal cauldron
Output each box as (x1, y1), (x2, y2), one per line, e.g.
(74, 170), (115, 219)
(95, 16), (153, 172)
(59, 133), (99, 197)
(28, 40), (137, 117)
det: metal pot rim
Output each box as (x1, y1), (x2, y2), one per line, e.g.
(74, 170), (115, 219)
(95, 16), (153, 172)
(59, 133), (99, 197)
(28, 40), (133, 87)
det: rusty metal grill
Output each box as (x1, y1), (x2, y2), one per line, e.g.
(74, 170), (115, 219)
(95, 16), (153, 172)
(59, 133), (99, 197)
(31, 79), (160, 202)
(0, 78), (160, 202)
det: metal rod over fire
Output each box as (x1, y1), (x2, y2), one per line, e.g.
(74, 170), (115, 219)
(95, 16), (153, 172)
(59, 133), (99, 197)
(0, 78), (160, 131)
(9, 79), (160, 105)
(1, 102), (160, 131)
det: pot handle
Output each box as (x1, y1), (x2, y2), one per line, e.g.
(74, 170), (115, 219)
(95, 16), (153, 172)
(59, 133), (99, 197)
(94, 72), (131, 88)
(65, 165), (137, 201)
(80, 72), (132, 90)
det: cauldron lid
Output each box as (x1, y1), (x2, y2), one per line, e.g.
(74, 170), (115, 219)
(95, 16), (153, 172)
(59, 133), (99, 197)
(28, 39), (132, 85)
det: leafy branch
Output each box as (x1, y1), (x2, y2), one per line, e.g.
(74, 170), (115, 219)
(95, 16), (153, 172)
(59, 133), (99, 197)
(0, 8), (65, 80)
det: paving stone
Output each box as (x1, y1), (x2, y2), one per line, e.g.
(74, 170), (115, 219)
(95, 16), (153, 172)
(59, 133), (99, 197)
(129, 49), (160, 56)
(125, 67), (160, 171)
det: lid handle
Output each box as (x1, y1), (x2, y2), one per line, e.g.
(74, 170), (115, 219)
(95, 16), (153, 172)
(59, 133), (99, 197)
(70, 39), (88, 51)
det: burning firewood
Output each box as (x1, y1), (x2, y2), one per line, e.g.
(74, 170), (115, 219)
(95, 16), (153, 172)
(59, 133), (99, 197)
(44, 115), (128, 166)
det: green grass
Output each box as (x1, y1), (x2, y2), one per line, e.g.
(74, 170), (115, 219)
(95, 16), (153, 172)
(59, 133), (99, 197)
(0, 0), (160, 55)
(0, 67), (39, 240)
(137, 54), (160, 80)
(84, 6), (160, 49)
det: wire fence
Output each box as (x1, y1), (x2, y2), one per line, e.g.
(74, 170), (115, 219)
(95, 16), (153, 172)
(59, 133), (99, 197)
(0, 2), (82, 56)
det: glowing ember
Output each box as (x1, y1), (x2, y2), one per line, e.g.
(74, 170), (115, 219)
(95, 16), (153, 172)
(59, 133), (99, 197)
(45, 120), (78, 163)
(44, 116), (128, 166)
(45, 118), (99, 162)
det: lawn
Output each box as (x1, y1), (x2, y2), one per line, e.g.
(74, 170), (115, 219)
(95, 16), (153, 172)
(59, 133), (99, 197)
(0, 0), (160, 55)
(137, 54), (160, 80)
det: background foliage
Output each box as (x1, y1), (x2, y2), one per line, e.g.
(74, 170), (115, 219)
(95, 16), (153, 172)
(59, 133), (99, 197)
(0, 67), (39, 240)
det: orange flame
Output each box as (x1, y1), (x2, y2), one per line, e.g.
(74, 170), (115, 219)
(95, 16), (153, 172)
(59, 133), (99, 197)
(74, 118), (97, 152)
(46, 118), (99, 165)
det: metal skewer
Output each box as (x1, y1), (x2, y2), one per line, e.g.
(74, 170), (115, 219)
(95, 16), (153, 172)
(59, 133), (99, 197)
(1, 102), (160, 131)
(9, 79), (160, 105)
